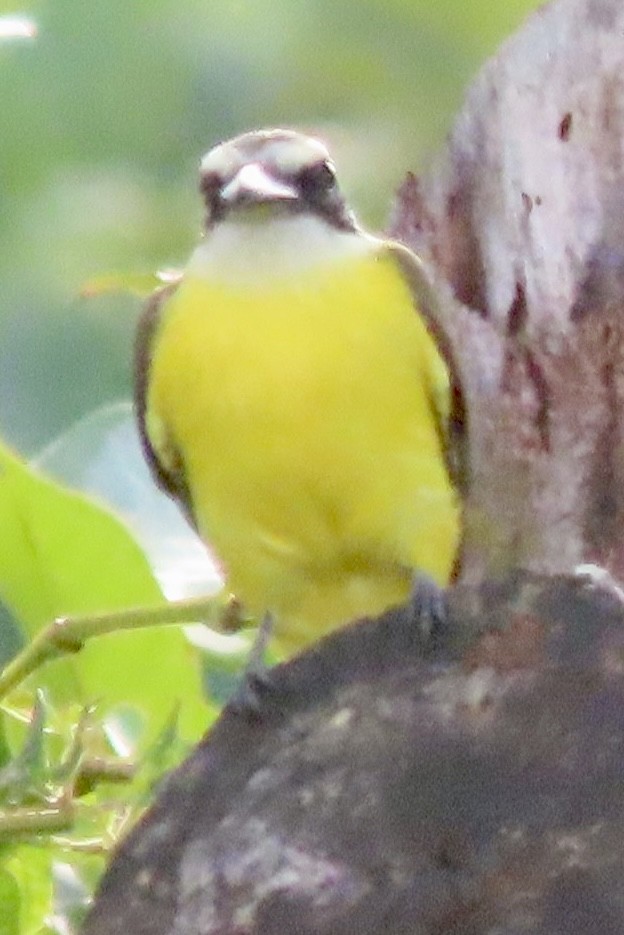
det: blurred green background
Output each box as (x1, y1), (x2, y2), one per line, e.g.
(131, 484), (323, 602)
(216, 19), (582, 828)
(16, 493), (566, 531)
(1, 0), (541, 458)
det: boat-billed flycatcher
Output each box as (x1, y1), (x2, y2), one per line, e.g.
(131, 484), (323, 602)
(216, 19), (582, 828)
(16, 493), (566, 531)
(135, 129), (460, 657)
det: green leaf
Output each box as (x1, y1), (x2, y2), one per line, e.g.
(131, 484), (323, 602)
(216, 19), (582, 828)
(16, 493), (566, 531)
(0, 440), (161, 631)
(0, 601), (24, 672)
(0, 715), (10, 770)
(34, 402), (220, 602)
(0, 866), (20, 935)
(0, 691), (46, 803)
(3, 848), (52, 935)
(0, 440), (210, 742)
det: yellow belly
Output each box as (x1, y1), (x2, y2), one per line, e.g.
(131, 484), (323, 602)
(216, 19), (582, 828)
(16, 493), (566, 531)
(147, 251), (459, 655)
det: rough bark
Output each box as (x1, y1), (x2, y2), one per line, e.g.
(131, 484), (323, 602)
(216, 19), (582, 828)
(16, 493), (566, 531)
(390, 0), (624, 585)
(83, 574), (624, 934)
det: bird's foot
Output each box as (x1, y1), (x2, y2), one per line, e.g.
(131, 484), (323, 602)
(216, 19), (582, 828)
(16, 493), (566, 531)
(228, 612), (276, 717)
(409, 573), (448, 644)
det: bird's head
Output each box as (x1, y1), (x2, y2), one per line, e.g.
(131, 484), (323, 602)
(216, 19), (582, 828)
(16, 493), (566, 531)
(199, 129), (357, 232)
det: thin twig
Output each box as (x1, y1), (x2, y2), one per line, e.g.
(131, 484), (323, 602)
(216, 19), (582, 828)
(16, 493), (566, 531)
(0, 593), (239, 701)
(0, 800), (75, 838)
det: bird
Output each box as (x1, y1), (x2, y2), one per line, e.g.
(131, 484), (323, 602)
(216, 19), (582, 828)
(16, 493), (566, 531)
(135, 128), (460, 659)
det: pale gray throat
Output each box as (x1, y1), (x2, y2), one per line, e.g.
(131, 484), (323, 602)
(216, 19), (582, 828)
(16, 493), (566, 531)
(187, 214), (379, 288)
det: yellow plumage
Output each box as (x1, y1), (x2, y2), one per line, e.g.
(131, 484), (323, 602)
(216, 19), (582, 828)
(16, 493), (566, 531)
(144, 236), (459, 656)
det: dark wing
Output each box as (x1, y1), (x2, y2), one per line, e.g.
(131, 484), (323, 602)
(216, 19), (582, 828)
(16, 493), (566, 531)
(383, 240), (467, 494)
(134, 281), (198, 530)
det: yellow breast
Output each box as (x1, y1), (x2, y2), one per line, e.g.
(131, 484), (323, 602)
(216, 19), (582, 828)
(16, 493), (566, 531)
(146, 247), (459, 655)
